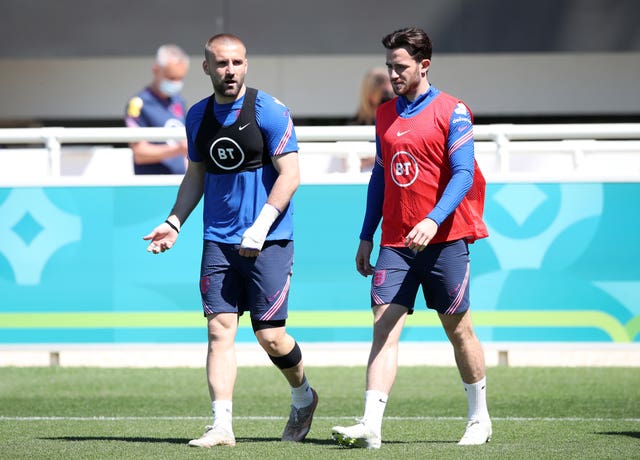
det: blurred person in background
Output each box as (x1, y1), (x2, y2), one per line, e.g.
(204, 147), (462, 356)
(125, 44), (190, 174)
(350, 67), (394, 126)
(350, 68), (394, 171)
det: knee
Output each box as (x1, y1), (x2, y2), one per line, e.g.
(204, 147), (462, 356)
(372, 324), (393, 344)
(207, 315), (236, 344)
(267, 341), (302, 370)
(252, 319), (288, 354)
(446, 322), (477, 348)
(372, 315), (400, 345)
(255, 326), (290, 354)
(256, 333), (281, 355)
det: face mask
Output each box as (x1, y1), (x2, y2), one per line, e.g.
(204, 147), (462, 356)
(159, 79), (183, 97)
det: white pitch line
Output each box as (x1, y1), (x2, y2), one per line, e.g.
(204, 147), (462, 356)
(1, 416), (639, 422)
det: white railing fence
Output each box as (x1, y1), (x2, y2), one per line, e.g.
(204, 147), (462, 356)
(1, 124), (640, 183)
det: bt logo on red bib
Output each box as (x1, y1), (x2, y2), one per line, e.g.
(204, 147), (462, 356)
(390, 151), (418, 187)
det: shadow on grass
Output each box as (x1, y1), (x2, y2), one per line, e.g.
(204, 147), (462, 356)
(41, 436), (189, 444)
(41, 435), (451, 446)
(596, 431), (640, 440)
(307, 437), (456, 447)
(40, 436), (339, 445)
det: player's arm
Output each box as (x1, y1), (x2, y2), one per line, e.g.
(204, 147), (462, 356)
(142, 108), (206, 254)
(240, 94), (299, 256)
(266, 151), (300, 212)
(426, 121), (474, 226)
(143, 159), (205, 254)
(356, 136), (384, 276)
(239, 151), (299, 258)
(405, 106), (474, 251)
(360, 136), (384, 241)
(168, 159), (206, 224)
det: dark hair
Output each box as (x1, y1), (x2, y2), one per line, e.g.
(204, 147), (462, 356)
(382, 27), (432, 62)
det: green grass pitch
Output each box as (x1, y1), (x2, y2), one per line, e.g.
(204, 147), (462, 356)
(1, 365), (639, 459)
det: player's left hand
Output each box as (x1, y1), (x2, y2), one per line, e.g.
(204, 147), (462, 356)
(404, 218), (438, 251)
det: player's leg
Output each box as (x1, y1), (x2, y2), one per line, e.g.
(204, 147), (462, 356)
(253, 320), (318, 442)
(249, 241), (317, 442)
(429, 240), (491, 445)
(331, 304), (408, 449)
(253, 321), (303, 386)
(189, 242), (240, 448)
(367, 302), (409, 393)
(189, 312), (238, 447)
(364, 302), (408, 425)
(439, 310), (492, 445)
(206, 312), (239, 412)
(439, 309), (486, 384)
(332, 247), (416, 449)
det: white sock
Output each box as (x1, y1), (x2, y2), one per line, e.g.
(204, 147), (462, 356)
(291, 376), (314, 408)
(363, 390), (388, 434)
(463, 377), (490, 422)
(212, 400), (233, 428)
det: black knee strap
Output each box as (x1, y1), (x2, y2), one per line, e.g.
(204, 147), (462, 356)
(268, 341), (302, 369)
(251, 318), (286, 332)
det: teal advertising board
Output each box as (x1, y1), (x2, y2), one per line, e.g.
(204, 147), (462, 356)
(0, 182), (638, 343)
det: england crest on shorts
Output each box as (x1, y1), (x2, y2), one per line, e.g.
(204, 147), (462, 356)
(200, 276), (211, 294)
(373, 269), (387, 287)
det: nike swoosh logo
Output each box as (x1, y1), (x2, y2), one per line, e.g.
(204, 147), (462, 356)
(396, 129), (411, 136)
(239, 123), (251, 130)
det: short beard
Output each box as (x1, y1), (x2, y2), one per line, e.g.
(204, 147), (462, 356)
(213, 78), (244, 98)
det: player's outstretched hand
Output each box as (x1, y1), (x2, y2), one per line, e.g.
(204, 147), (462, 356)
(143, 222), (179, 254)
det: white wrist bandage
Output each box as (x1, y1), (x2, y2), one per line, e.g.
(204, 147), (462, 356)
(240, 203), (281, 251)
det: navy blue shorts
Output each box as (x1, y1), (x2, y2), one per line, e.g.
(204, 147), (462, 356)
(371, 239), (470, 315)
(199, 240), (293, 321)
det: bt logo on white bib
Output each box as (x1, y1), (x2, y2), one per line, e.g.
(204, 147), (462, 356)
(209, 137), (246, 170)
(390, 151), (418, 187)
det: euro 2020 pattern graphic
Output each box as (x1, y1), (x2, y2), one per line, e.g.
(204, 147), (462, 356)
(0, 184), (638, 344)
(470, 182), (640, 342)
